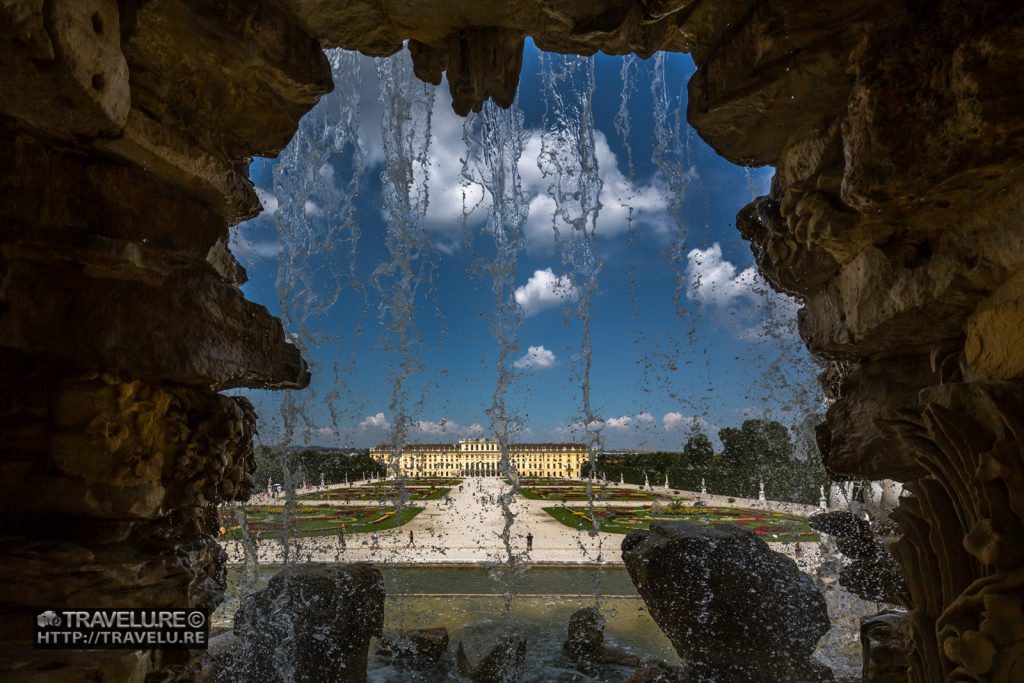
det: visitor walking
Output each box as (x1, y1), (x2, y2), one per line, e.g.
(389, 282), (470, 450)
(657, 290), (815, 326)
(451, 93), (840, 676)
(526, 532), (533, 552)
(408, 529), (415, 547)
(371, 532), (379, 548)
(339, 524), (346, 549)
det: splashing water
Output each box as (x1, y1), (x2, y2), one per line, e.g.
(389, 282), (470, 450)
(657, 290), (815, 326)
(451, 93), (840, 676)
(538, 52), (606, 581)
(218, 40), (860, 682)
(461, 99), (531, 603)
(374, 50), (436, 509)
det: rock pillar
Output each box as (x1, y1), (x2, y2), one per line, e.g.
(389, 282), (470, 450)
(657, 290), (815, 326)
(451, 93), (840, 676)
(685, 1), (1024, 680)
(0, 1), (329, 678)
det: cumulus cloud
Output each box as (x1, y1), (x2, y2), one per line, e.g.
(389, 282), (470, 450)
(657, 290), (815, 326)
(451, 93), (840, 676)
(513, 345), (557, 370)
(605, 412), (655, 430)
(685, 243), (800, 340)
(414, 419), (454, 435)
(663, 412), (712, 432)
(463, 423), (485, 437)
(376, 73), (671, 255)
(230, 232), (282, 260)
(514, 269), (578, 317)
(359, 412), (390, 430)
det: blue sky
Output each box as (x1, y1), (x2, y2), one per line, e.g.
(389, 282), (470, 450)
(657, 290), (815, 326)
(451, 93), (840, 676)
(230, 42), (821, 451)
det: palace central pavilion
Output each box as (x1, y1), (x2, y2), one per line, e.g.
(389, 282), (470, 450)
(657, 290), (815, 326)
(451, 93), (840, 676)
(371, 439), (588, 478)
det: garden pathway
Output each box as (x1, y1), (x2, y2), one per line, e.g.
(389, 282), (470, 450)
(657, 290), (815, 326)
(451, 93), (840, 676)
(225, 477), (823, 572)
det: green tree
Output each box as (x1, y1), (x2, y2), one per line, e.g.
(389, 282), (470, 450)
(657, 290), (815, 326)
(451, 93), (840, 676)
(683, 432), (715, 468)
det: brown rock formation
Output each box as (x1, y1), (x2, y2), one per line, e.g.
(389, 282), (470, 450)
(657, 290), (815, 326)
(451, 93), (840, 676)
(2, 0), (1024, 681)
(861, 610), (912, 683)
(0, 0), (325, 678)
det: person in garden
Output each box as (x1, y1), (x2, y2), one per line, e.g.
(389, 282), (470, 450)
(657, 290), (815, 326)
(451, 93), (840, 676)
(526, 532), (533, 551)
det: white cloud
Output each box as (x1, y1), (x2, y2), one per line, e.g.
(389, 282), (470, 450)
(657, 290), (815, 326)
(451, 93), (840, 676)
(359, 412), (390, 430)
(379, 75), (671, 256)
(605, 412), (655, 430)
(230, 233), (282, 260)
(513, 345), (557, 370)
(518, 130), (670, 251)
(463, 423), (485, 437)
(663, 412), (706, 432)
(254, 186), (279, 216)
(414, 418), (454, 435)
(514, 269), (578, 317)
(685, 243), (800, 340)
(686, 243), (762, 307)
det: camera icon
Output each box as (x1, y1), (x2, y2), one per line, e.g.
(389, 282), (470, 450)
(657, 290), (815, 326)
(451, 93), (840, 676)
(37, 610), (61, 628)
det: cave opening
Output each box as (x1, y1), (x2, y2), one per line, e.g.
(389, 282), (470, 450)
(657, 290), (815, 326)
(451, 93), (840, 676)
(2, 2), (1022, 682)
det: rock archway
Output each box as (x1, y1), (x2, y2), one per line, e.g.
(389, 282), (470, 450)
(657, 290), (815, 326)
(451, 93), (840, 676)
(2, 1), (1022, 680)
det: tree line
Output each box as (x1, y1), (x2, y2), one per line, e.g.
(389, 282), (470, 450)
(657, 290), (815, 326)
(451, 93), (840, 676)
(582, 418), (830, 505)
(251, 446), (384, 489)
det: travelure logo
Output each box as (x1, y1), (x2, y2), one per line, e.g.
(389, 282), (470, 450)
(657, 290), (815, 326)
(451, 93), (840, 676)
(36, 611), (60, 628)
(33, 608), (207, 650)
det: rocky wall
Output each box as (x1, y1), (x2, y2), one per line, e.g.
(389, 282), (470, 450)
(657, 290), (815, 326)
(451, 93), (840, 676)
(0, 0), (328, 678)
(2, 0), (1023, 681)
(685, 1), (1024, 680)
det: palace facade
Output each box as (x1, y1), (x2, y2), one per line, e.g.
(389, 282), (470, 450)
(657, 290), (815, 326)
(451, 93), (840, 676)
(370, 439), (589, 478)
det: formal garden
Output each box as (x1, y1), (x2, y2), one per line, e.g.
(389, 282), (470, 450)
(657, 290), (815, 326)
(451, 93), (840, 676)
(517, 480), (665, 502)
(220, 504), (423, 539)
(543, 504), (819, 542)
(299, 478), (460, 502)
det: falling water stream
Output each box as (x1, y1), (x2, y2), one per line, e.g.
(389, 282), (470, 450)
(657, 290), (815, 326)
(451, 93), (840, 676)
(219, 43), (872, 682)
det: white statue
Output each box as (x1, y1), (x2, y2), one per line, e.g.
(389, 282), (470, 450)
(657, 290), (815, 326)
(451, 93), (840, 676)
(818, 485), (827, 510)
(758, 479), (766, 502)
(700, 478), (707, 495)
(664, 472), (670, 489)
(320, 472), (325, 488)
(619, 473), (625, 485)
(644, 472), (650, 489)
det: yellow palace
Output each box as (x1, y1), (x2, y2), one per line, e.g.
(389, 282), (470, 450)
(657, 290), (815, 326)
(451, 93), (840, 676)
(370, 438), (588, 478)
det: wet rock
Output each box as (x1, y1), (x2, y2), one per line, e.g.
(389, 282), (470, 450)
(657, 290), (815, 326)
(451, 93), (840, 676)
(562, 606), (640, 669)
(377, 627), (449, 669)
(860, 610), (911, 683)
(622, 522), (832, 682)
(228, 563), (384, 683)
(456, 632), (526, 683)
(563, 606), (604, 662)
(809, 512), (906, 603)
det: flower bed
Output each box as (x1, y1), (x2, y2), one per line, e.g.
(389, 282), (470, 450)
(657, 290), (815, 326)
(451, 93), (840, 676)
(543, 505), (818, 543)
(220, 504), (423, 539)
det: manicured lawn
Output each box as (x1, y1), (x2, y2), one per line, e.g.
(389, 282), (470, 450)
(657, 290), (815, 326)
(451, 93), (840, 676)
(221, 504), (423, 540)
(299, 480), (456, 502)
(543, 505), (819, 542)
